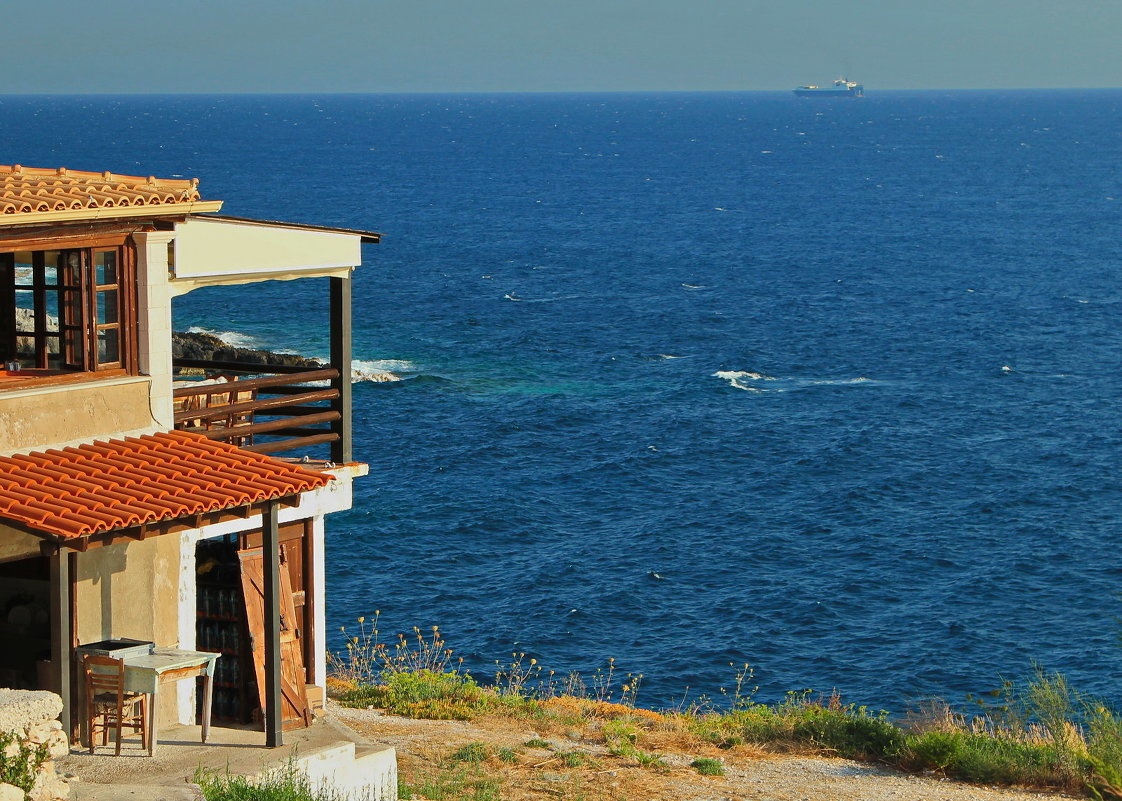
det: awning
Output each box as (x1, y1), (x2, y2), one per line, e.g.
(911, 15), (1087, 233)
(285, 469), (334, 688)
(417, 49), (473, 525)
(0, 430), (331, 547)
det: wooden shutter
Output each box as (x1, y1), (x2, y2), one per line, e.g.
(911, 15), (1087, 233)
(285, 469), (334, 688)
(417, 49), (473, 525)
(238, 546), (310, 731)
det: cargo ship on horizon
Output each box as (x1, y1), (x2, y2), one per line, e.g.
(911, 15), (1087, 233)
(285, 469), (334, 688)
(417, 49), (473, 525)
(793, 78), (864, 97)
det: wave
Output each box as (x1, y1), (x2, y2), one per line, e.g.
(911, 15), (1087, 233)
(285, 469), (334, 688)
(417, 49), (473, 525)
(713, 370), (874, 393)
(184, 326), (262, 350)
(351, 358), (418, 384)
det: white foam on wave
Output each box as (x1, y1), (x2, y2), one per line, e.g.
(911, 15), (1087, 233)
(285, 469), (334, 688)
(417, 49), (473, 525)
(185, 326), (261, 349)
(351, 358), (416, 383)
(714, 370), (875, 393)
(713, 370), (776, 393)
(715, 370), (775, 382)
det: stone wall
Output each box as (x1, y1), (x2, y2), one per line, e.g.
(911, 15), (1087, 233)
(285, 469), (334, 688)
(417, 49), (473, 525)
(0, 689), (70, 800)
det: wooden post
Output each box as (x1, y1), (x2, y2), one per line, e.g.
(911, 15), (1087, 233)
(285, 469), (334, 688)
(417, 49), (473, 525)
(48, 547), (71, 735)
(329, 275), (352, 464)
(263, 502), (283, 747)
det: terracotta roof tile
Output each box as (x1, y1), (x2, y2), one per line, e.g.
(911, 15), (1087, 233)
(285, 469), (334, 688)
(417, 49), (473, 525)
(0, 430), (330, 541)
(0, 164), (206, 217)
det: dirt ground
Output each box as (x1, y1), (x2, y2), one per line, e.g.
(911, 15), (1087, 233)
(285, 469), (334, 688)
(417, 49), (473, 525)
(330, 701), (1078, 801)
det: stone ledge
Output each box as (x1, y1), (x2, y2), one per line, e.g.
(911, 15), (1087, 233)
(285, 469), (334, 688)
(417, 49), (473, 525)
(0, 690), (62, 735)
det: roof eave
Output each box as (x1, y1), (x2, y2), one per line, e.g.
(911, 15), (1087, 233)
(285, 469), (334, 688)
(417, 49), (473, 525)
(0, 200), (225, 229)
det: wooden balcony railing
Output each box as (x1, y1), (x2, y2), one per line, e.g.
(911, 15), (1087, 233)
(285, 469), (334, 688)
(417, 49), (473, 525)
(172, 360), (343, 457)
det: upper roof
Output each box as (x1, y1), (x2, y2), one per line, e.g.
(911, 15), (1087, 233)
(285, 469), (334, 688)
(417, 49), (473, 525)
(0, 430), (331, 543)
(0, 164), (223, 225)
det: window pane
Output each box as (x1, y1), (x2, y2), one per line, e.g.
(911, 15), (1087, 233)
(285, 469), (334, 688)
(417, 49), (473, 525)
(97, 289), (119, 324)
(45, 336), (62, 368)
(14, 252), (33, 286)
(98, 328), (119, 364)
(14, 289), (32, 316)
(95, 251), (118, 285)
(45, 292), (60, 331)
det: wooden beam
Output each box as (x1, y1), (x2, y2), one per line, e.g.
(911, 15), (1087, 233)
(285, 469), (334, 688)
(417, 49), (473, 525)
(263, 502), (283, 748)
(329, 276), (352, 464)
(48, 548), (71, 738)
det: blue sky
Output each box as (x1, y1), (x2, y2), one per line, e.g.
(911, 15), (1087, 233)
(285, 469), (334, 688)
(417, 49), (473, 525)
(6, 0), (1121, 93)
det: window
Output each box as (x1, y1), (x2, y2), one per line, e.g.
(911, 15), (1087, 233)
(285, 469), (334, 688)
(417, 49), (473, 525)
(1, 243), (135, 374)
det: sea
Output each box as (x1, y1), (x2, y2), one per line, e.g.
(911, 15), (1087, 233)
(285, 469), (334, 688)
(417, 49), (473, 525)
(3, 90), (1121, 714)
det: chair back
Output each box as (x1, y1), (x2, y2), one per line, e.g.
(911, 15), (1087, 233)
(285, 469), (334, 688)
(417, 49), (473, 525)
(83, 654), (126, 698)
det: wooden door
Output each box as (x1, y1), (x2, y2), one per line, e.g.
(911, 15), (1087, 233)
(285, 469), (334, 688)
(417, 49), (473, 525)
(239, 547), (310, 731)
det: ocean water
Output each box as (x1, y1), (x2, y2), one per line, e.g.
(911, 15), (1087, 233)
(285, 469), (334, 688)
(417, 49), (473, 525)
(4, 90), (1121, 712)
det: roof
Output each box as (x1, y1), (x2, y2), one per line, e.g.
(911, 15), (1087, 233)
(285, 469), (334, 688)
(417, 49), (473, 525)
(207, 215), (381, 244)
(0, 164), (223, 225)
(0, 430), (331, 543)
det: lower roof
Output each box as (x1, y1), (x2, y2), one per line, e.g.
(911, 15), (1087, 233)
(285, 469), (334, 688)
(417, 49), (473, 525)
(0, 430), (331, 543)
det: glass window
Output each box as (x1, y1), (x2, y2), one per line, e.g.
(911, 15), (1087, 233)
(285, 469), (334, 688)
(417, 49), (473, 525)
(1, 244), (133, 375)
(95, 251), (117, 285)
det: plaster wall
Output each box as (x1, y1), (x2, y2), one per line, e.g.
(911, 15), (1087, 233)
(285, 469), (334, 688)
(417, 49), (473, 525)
(75, 535), (182, 722)
(0, 525), (45, 564)
(74, 536), (181, 648)
(0, 377), (158, 455)
(134, 230), (176, 429)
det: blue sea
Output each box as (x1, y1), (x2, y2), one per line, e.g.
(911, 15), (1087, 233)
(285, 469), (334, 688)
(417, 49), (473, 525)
(4, 90), (1121, 713)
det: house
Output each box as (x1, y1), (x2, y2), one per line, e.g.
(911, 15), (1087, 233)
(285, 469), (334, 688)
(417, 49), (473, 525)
(0, 164), (377, 748)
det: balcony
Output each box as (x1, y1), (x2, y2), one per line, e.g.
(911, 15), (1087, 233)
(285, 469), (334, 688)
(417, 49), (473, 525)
(173, 360), (345, 458)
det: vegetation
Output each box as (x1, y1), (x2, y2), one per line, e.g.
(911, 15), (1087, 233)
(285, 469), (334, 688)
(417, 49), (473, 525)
(196, 762), (369, 801)
(329, 615), (1122, 800)
(0, 729), (49, 797)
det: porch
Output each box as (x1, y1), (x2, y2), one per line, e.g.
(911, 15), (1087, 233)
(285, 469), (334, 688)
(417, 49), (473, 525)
(59, 713), (397, 800)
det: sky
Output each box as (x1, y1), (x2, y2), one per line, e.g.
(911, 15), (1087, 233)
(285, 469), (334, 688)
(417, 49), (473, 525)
(5, 0), (1121, 93)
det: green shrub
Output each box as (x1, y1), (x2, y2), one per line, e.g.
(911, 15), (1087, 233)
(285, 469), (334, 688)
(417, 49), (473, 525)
(691, 757), (725, 776)
(0, 729), (48, 795)
(336, 669), (488, 720)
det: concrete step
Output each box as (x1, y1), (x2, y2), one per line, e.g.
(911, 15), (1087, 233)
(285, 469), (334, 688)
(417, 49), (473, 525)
(286, 740), (398, 801)
(70, 783), (204, 800)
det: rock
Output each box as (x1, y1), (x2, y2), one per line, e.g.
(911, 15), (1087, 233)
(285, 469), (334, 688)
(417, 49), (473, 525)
(0, 782), (24, 801)
(0, 691), (62, 736)
(172, 331), (322, 369)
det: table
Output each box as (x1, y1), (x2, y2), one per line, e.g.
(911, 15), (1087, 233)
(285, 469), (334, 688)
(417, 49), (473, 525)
(121, 648), (219, 757)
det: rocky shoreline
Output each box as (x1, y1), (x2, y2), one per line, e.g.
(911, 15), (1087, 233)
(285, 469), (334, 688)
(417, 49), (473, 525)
(172, 331), (322, 370)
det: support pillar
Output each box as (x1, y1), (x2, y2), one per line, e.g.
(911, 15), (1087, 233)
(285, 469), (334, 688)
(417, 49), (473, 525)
(263, 502), (283, 747)
(48, 548), (71, 735)
(329, 275), (353, 464)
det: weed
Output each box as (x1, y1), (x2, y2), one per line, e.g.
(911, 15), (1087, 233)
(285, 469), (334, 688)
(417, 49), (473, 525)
(691, 757), (725, 776)
(496, 746), (518, 763)
(523, 738), (551, 749)
(329, 613), (464, 686)
(447, 742), (490, 765)
(196, 762), (352, 801)
(559, 751), (593, 768)
(719, 663), (759, 712)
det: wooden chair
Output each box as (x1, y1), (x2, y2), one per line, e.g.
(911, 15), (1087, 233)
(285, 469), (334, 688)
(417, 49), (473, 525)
(83, 654), (148, 756)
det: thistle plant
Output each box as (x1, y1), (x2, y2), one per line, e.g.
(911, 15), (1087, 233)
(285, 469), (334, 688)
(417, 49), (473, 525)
(329, 613), (463, 684)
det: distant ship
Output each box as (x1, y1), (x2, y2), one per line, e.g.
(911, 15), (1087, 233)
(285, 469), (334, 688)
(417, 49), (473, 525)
(793, 78), (864, 98)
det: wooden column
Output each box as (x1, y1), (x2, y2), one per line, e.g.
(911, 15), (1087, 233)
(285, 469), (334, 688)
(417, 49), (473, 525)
(329, 275), (353, 464)
(263, 502), (283, 747)
(48, 548), (71, 734)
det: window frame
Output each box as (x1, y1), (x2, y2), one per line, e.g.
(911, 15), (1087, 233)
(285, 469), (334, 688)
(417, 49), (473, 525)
(1, 234), (138, 378)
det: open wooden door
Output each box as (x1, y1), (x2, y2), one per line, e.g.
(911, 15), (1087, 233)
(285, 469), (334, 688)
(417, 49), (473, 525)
(239, 547), (310, 731)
